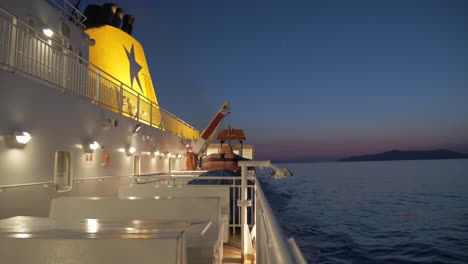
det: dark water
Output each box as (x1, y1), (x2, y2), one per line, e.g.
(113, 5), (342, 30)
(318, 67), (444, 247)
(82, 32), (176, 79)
(263, 159), (468, 263)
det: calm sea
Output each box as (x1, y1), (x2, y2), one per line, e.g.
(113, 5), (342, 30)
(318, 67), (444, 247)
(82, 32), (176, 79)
(263, 159), (468, 263)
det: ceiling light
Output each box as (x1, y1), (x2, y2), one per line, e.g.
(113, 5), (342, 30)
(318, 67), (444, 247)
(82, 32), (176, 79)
(15, 131), (31, 144)
(43, 28), (54, 38)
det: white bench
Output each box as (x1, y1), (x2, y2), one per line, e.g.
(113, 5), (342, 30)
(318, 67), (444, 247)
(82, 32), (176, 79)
(49, 197), (222, 264)
(119, 185), (230, 243)
(0, 216), (186, 264)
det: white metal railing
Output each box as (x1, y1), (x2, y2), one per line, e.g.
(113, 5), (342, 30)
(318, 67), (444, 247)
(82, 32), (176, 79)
(131, 167), (307, 263)
(129, 174), (257, 234)
(0, 7), (199, 140)
(47, 0), (87, 29)
(0, 175), (128, 192)
(255, 180), (305, 263)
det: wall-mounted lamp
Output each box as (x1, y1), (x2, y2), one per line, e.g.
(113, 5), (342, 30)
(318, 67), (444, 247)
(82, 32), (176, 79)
(125, 145), (136, 156)
(5, 131), (32, 148)
(43, 28), (54, 38)
(133, 124), (142, 133)
(103, 118), (119, 128)
(166, 152), (172, 159)
(84, 141), (100, 153)
(177, 154), (183, 159)
(15, 131), (31, 145)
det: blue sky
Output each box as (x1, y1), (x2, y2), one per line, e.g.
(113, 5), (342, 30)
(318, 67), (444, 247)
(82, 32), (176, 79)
(89, 0), (468, 161)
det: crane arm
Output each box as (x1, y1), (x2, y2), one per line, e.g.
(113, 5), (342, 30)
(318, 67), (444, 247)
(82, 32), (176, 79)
(190, 101), (230, 155)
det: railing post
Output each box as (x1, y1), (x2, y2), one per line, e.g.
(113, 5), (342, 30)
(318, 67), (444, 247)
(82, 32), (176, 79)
(95, 68), (100, 103)
(240, 164), (254, 261)
(136, 93), (140, 120)
(8, 17), (17, 69)
(119, 84), (123, 114)
(62, 48), (68, 89)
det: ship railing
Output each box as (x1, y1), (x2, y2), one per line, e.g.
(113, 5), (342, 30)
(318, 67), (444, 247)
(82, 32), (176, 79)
(131, 168), (307, 264)
(128, 174), (257, 234)
(47, 0), (87, 29)
(0, 7), (199, 140)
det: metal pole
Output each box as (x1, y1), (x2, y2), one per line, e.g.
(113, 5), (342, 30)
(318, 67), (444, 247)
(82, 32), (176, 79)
(241, 163), (249, 261)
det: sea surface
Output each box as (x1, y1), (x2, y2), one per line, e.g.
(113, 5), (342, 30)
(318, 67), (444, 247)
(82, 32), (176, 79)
(263, 159), (468, 263)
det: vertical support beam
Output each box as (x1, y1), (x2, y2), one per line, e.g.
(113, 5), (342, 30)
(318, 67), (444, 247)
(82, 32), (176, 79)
(168, 156), (172, 176)
(241, 164), (254, 261)
(241, 164), (248, 259)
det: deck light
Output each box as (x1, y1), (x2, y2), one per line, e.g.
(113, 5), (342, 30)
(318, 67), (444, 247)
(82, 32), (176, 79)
(83, 141), (100, 153)
(90, 141), (100, 150)
(133, 124), (142, 133)
(15, 131), (31, 144)
(43, 28), (54, 38)
(86, 219), (99, 233)
(126, 145), (136, 156)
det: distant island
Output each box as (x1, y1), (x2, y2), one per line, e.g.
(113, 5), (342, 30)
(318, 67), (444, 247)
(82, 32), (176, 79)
(338, 149), (468, 162)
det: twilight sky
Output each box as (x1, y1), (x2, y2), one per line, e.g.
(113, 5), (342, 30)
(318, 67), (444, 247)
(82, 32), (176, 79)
(90, 0), (468, 161)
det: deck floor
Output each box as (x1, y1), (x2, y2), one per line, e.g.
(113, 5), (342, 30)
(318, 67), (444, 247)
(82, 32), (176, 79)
(223, 231), (255, 264)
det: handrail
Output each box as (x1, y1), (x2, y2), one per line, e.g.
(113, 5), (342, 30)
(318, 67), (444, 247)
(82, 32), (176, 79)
(0, 6), (199, 140)
(256, 180), (298, 263)
(0, 181), (53, 191)
(47, 0), (87, 29)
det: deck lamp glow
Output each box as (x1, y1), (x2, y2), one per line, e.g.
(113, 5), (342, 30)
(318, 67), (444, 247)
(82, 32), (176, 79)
(89, 141), (100, 150)
(126, 145), (136, 156)
(42, 28), (54, 38)
(132, 124), (142, 133)
(15, 132), (31, 144)
(84, 141), (100, 153)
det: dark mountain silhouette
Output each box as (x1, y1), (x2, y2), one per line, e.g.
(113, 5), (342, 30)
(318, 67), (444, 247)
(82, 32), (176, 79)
(338, 149), (468, 162)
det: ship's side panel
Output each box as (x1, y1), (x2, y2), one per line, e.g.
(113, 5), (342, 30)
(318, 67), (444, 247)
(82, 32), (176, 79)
(0, 70), (186, 219)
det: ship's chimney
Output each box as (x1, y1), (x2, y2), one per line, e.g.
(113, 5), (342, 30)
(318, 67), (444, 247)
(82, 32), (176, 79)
(112, 8), (124, 28)
(83, 3), (135, 35)
(121, 14), (135, 35)
(83, 4), (102, 28)
(102, 3), (117, 25)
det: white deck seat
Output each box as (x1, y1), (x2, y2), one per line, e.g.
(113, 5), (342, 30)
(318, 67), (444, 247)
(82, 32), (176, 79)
(0, 216), (186, 264)
(119, 185), (230, 243)
(49, 197), (222, 264)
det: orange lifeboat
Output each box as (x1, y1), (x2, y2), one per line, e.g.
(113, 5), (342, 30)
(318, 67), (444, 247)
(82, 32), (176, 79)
(201, 145), (246, 171)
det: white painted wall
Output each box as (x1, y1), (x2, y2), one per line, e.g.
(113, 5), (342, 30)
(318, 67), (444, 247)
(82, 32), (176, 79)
(0, 69), (189, 218)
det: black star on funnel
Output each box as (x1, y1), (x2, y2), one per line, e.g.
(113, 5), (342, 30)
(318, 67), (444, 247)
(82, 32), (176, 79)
(124, 44), (143, 92)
